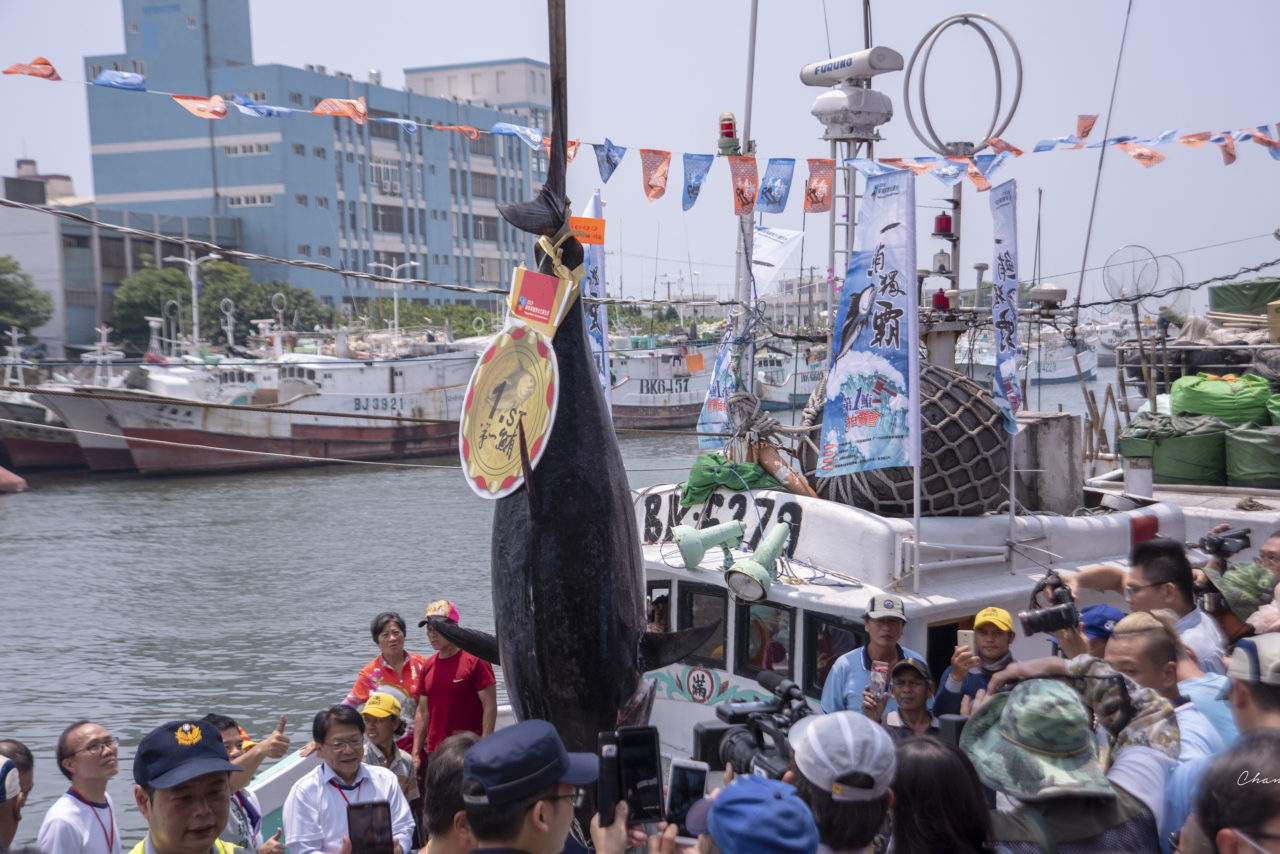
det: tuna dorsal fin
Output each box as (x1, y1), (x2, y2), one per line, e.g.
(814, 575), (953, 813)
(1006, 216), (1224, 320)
(426, 618), (501, 666)
(639, 621), (722, 672)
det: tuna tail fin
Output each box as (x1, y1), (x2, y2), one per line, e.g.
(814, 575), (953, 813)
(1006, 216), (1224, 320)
(499, 185), (566, 238)
(426, 619), (501, 666)
(639, 620), (722, 672)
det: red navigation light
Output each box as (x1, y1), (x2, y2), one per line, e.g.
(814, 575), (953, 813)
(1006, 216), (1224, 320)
(718, 112), (740, 156)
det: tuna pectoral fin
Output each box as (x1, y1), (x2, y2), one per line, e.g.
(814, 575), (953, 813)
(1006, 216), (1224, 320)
(518, 420), (536, 511)
(639, 620), (722, 672)
(426, 619), (501, 666)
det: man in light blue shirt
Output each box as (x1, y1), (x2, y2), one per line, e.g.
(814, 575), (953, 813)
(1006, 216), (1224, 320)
(820, 595), (924, 717)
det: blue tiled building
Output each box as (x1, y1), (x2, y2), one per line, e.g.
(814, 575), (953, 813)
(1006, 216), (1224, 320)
(86, 0), (549, 310)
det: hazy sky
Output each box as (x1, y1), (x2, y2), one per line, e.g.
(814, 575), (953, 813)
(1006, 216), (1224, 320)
(2, 0), (1278, 314)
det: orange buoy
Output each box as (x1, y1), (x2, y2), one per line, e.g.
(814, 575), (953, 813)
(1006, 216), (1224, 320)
(755, 443), (817, 499)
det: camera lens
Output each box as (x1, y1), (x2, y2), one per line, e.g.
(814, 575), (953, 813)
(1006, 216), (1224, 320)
(718, 726), (760, 774)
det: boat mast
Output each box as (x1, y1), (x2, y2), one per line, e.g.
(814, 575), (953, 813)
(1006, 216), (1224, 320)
(730, 0), (760, 404)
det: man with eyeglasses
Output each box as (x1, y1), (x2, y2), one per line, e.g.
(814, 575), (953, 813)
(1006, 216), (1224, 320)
(38, 721), (124, 854)
(1203, 528), (1280, 637)
(1163, 634), (1280, 853)
(282, 706), (414, 854)
(1067, 537), (1227, 675)
(460, 719), (597, 854)
(0, 738), (34, 849)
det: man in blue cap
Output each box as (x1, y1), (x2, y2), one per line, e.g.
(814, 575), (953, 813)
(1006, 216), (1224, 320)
(460, 719), (597, 854)
(684, 776), (818, 854)
(130, 720), (242, 854)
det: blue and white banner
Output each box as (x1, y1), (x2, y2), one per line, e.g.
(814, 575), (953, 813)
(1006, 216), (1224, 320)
(989, 179), (1022, 433)
(697, 330), (735, 449)
(682, 153), (715, 211)
(582, 190), (612, 409)
(592, 138), (627, 183)
(758, 157), (796, 214)
(232, 93), (293, 118)
(818, 169), (919, 476)
(490, 122), (543, 150)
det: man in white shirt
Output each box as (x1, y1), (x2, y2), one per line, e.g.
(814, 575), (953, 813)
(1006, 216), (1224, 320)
(0, 739), (34, 849)
(283, 705), (414, 854)
(38, 721), (124, 854)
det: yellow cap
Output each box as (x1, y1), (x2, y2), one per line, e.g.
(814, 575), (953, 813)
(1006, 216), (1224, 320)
(360, 692), (402, 719)
(974, 606), (1013, 632)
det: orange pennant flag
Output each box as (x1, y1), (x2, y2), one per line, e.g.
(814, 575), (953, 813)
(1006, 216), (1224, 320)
(437, 125), (480, 140)
(540, 137), (580, 164)
(729, 155), (758, 215)
(639, 149), (671, 202)
(3, 56), (61, 80)
(1244, 128), (1278, 150)
(1115, 142), (1166, 168)
(1216, 136), (1237, 166)
(946, 155), (991, 191)
(986, 137), (1024, 157)
(1077, 114), (1099, 140)
(312, 95), (367, 125)
(171, 93), (226, 119)
(1176, 132), (1212, 148)
(803, 158), (834, 213)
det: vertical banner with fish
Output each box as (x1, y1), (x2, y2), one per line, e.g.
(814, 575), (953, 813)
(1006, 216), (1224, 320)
(697, 329), (735, 449)
(989, 179), (1022, 433)
(818, 169), (919, 476)
(578, 191), (612, 408)
(804, 158), (834, 213)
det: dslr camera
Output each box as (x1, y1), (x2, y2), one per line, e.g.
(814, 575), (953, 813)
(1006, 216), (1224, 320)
(1198, 527), (1251, 560)
(691, 670), (812, 779)
(1018, 569), (1079, 636)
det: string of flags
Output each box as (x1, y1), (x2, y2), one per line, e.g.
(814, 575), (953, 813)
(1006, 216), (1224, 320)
(7, 56), (1280, 214)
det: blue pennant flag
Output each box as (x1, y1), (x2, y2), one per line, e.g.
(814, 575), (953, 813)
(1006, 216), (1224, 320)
(844, 157), (897, 178)
(681, 153), (714, 211)
(973, 150), (1015, 179)
(374, 117), (418, 135)
(592, 138), (627, 183)
(490, 122), (543, 150)
(91, 69), (146, 91)
(758, 157), (795, 214)
(231, 93), (293, 118)
(928, 161), (967, 187)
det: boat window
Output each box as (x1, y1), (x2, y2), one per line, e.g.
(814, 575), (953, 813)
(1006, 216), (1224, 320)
(677, 583), (727, 669)
(647, 581), (671, 632)
(307, 370), (316, 380)
(803, 612), (866, 700)
(734, 601), (795, 681)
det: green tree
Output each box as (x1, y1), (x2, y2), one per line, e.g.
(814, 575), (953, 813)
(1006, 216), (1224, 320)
(0, 255), (55, 334)
(110, 264), (194, 350)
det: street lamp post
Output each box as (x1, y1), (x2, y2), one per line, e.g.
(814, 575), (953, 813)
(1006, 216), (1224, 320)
(163, 252), (221, 348)
(367, 261), (419, 335)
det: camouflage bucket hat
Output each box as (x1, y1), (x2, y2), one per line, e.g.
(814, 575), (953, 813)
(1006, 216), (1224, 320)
(1203, 563), (1274, 621)
(959, 680), (1114, 802)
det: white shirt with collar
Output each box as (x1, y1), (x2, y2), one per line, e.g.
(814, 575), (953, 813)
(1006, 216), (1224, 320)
(282, 762), (414, 854)
(1175, 608), (1226, 675)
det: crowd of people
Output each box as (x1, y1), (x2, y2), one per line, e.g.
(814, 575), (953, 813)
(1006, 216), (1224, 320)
(3, 533), (1280, 854)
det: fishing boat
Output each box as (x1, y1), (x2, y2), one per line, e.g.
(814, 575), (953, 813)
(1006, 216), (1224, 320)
(753, 345), (826, 410)
(959, 330), (1097, 386)
(0, 335), (86, 471)
(610, 337), (714, 429)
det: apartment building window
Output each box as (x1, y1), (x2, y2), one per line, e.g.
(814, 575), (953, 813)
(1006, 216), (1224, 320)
(372, 204), (404, 234)
(131, 60), (146, 74)
(298, 245), (311, 256)
(311, 95), (324, 107)
(288, 91), (302, 105)
(430, 209), (438, 220)
(468, 134), (495, 158)
(112, 61), (125, 72)
(316, 197), (329, 209)
(471, 172), (497, 199)
(472, 214), (499, 242)
(335, 163), (344, 181)
(313, 146), (326, 159)
(127, 21), (139, 34)
(255, 142), (270, 153)
(186, 15), (198, 28)
(88, 63), (102, 78)
(225, 143), (270, 157)
(295, 194), (308, 207)
(292, 143), (305, 156)
(419, 210), (426, 234)
(346, 152), (354, 163)
(319, 246), (332, 258)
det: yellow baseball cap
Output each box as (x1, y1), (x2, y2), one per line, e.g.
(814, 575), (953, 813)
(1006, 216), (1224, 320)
(360, 692), (402, 719)
(974, 606), (1013, 632)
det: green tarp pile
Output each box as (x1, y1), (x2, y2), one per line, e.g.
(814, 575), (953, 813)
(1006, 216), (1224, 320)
(1169, 373), (1271, 425)
(1118, 412), (1234, 486)
(1225, 425), (1280, 489)
(1208, 277), (1280, 315)
(680, 452), (782, 507)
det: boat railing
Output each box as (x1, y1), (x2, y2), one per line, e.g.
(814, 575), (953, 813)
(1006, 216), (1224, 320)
(1112, 337), (1280, 420)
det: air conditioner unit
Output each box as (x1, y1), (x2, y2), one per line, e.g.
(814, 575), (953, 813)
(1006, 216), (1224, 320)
(390, 181), (401, 195)
(380, 180), (392, 193)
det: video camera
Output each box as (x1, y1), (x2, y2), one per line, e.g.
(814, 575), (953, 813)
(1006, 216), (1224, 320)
(1018, 569), (1079, 636)
(1198, 527), (1251, 561)
(690, 670), (813, 779)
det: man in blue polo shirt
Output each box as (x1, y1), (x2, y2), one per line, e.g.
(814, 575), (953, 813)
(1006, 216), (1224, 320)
(820, 595), (923, 716)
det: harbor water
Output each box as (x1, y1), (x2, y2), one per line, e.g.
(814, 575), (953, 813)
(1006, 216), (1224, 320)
(0, 377), (1103, 846)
